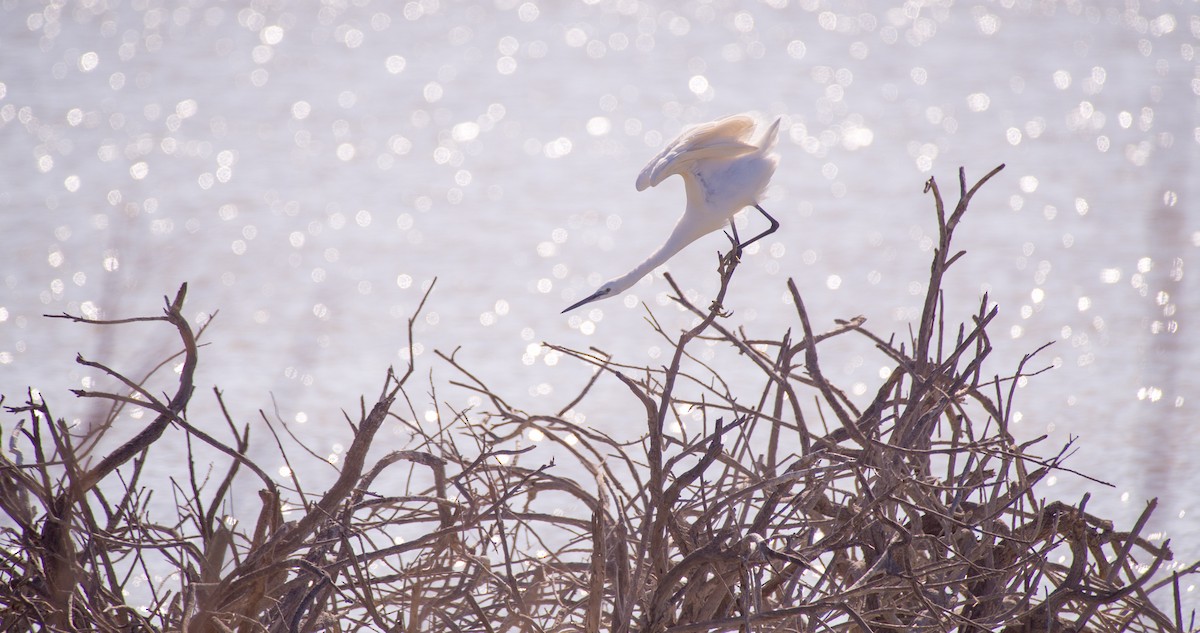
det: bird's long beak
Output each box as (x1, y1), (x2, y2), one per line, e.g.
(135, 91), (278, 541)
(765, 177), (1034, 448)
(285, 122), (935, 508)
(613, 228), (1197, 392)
(561, 290), (604, 314)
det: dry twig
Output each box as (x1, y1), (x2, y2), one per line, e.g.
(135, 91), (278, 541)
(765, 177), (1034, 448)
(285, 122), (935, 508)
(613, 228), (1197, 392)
(2, 167), (1193, 632)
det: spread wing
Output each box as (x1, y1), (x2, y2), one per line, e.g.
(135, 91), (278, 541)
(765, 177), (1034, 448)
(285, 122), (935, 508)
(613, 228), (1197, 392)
(635, 114), (759, 191)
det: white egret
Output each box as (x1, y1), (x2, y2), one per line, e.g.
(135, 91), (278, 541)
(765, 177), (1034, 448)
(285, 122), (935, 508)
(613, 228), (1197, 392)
(562, 113), (782, 313)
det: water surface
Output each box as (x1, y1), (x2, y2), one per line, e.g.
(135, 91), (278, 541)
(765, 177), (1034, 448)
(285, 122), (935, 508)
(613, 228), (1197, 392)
(1, 0), (1197, 600)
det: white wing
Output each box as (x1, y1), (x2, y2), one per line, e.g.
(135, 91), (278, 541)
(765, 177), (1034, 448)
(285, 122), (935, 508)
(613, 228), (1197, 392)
(635, 114), (760, 191)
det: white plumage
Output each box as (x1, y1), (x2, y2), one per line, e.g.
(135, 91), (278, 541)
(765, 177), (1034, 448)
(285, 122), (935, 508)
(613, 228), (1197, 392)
(563, 113), (782, 313)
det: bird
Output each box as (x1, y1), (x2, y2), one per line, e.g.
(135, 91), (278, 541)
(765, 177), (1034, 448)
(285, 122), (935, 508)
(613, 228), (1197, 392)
(562, 113), (782, 314)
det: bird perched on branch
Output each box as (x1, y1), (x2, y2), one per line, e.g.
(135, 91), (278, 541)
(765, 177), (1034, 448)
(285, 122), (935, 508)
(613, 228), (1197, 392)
(562, 113), (782, 313)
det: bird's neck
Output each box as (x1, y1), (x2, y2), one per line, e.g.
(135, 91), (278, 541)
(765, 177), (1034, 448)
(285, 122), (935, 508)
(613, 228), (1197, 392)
(610, 212), (712, 295)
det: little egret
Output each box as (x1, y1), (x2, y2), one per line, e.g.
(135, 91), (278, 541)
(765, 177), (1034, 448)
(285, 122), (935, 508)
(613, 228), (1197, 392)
(562, 113), (782, 313)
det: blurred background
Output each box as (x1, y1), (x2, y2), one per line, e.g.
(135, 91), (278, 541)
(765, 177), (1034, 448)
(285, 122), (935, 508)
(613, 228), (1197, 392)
(1, 0), (1197, 592)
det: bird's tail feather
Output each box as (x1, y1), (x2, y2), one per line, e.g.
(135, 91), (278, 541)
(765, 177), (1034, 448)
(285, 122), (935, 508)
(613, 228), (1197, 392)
(758, 116), (782, 153)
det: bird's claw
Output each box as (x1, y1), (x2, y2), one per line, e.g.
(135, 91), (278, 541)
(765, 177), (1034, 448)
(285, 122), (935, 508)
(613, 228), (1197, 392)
(709, 300), (734, 318)
(722, 230), (744, 256)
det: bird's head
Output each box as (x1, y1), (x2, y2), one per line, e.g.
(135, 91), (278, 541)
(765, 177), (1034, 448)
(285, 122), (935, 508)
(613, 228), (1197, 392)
(561, 283), (616, 313)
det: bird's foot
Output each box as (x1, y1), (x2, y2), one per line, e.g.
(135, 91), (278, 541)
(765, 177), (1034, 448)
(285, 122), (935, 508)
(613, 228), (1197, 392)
(722, 230), (744, 257)
(709, 299), (734, 318)
(719, 244), (743, 265)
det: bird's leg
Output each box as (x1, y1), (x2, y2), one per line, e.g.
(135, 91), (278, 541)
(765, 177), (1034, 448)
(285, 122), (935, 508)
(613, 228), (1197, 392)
(721, 222), (742, 262)
(735, 204), (781, 255)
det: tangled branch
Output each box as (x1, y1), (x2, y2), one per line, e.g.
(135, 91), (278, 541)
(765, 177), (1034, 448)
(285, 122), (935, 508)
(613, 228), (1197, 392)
(2, 166), (1194, 632)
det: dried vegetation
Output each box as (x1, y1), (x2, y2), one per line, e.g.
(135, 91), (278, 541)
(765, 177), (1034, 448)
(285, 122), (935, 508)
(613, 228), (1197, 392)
(2, 166), (1196, 632)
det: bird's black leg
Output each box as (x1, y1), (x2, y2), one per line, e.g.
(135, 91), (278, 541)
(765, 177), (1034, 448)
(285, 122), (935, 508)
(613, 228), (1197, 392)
(735, 204), (780, 255)
(722, 222), (742, 260)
